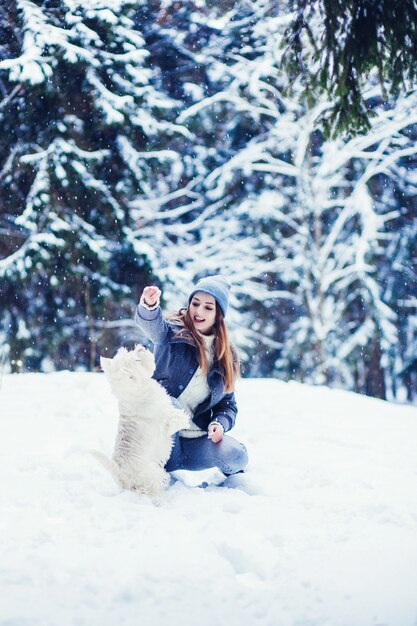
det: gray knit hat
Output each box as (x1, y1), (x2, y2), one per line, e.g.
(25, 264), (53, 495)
(188, 275), (232, 317)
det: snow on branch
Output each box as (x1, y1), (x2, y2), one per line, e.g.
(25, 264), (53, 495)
(177, 91), (280, 124)
(0, 0), (101, 85)
(86, 68), (132, 124)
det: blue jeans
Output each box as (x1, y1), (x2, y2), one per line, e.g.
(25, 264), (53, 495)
(165, 432), (248, 475)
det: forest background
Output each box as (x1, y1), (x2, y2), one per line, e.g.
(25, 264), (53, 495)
(0, 0), (416, 403)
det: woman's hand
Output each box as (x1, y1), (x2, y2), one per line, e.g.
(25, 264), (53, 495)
(208, 422), (224, 443)
(142, 285), (161, 307)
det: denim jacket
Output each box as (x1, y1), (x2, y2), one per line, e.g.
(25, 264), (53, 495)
(134, 303), (237, 433)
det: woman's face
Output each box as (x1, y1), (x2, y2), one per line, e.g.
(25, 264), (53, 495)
(189, 292), (216, 335)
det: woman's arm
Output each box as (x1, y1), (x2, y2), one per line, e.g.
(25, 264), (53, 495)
(134, 285), (170, 345)
(208, 392), (237, 443)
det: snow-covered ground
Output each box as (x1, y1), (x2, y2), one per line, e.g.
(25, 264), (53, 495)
(1, 372), (417, 626)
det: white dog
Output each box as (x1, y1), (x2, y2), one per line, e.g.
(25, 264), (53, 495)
(95, 344), (189, 496)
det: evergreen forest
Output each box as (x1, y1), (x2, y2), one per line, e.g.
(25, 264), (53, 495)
(1, 0), (416, 403)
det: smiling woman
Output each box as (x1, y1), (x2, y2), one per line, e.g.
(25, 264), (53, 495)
(189, 293), (216, 335)
(134, 275), (248, 484)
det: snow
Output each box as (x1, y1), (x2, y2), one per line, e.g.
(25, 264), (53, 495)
(2, 373), (417, 626)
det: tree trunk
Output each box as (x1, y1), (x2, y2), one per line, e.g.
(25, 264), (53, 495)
(364, 337), (386, 399)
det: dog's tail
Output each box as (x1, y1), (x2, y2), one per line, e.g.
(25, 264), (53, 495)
(90, 450), (123, 488)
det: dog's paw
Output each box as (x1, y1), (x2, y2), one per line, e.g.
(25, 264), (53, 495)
(166, 409), (190, 434)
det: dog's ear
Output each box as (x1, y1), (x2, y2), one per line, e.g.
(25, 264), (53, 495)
(100, 356), (111, 372)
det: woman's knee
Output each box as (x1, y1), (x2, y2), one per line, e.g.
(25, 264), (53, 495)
(220, 436), (248, 473)
(235, 441), (249, 471)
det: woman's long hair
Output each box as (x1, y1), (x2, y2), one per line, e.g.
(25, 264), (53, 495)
(167, 305), (239, 393)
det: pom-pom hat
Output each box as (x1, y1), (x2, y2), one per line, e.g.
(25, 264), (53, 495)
(188, 275), (231, 317)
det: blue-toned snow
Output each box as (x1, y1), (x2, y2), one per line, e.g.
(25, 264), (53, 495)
(1, 373), (417, 626)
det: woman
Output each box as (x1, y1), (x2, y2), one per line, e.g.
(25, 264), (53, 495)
(134, 275), (248, 479)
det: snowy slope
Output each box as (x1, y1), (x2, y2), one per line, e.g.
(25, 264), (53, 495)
(1, 373), (417, 626)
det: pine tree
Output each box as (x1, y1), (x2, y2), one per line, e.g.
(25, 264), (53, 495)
(0, 0), (180, 370)
(127, 0), (278, 351)
(167, 2), (417, 399)
(384, 201), (417, 401)
(284, 0), (417, 136)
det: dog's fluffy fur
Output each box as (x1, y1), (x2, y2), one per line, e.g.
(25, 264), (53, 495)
(95, 344), (189, 496)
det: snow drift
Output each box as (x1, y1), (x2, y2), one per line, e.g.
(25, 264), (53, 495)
(1, 372), (417, 626)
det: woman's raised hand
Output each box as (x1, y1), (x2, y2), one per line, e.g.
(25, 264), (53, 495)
(142, 285), (161, 307)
